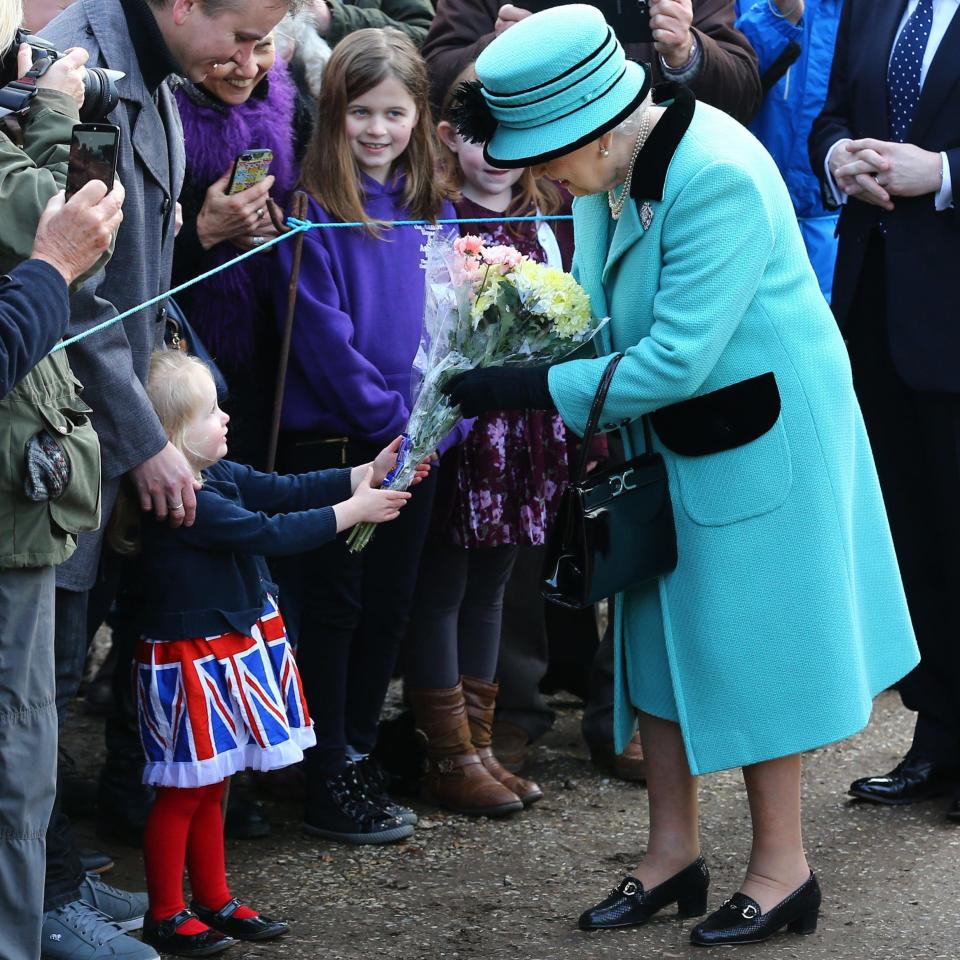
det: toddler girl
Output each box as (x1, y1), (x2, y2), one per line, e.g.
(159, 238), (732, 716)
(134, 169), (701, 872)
(270, 28), (469, 842)
(134, 350), (414, 955)
(401, 65), (577, 816)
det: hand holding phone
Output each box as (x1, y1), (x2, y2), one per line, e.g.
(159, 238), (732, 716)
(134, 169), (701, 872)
(197, 160), (278, 251)
(65, 122), (120, 199)
(32, 179), (125, 285)
(522, 0), (653, 44)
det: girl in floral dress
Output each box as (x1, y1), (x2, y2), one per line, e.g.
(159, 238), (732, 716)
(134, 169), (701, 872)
(401, 66), (575, 818)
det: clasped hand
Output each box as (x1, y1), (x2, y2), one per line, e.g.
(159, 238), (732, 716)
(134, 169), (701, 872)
(831, 139), (943, 211)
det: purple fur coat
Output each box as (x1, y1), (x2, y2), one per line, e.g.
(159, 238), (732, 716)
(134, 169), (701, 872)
(173, 63), (298, 365)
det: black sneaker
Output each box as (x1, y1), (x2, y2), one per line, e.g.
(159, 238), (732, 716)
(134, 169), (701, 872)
(304, 764), (413, 844)
(353, 756), (418, 826)
(224, 774), (271, 840)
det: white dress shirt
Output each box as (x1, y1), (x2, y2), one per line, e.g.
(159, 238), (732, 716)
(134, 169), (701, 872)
(825, 0), (959, 210)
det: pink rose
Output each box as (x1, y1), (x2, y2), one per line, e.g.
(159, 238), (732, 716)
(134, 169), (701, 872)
(454, 235), (484, 257)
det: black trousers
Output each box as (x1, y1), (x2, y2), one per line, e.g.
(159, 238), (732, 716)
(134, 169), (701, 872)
(275, 433), (437, 782)
(845, 233), (960, 764)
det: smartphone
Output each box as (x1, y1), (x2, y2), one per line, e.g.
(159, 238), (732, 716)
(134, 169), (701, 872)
(65, 122), (120, 199)
(225, 148), (274, 195)
(524, 0), (653, 45)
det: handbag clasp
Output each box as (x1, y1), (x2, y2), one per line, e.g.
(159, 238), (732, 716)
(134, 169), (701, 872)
(610, 468), (638, 498)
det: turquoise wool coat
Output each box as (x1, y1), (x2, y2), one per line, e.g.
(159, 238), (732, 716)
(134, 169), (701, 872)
(548, 99), (919, 776)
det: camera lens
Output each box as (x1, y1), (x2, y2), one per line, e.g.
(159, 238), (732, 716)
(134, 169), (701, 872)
(79, 68), (121, 123)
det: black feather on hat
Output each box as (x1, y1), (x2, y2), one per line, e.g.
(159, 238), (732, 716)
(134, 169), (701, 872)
(449, 80), (498, 145)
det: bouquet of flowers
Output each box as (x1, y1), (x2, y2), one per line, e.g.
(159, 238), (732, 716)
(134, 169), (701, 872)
(346, 232), (607, 552)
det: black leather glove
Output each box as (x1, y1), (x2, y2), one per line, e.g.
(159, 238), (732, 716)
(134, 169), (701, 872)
(443, 365), (555, 417)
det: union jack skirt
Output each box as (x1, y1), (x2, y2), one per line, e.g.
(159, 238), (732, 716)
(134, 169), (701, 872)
(135, 596), (315, 788)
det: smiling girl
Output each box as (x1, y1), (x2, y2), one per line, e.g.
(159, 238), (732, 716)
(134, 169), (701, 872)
(269, 29), (467, 844)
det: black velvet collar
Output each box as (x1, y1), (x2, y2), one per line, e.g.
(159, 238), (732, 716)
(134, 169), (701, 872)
(630, 82), (695, 202)
(118, 0), (182, 95)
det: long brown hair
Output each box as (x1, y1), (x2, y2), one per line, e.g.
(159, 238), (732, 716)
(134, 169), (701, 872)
(438, 64), (563, 235)
(300, 28), (449, 236)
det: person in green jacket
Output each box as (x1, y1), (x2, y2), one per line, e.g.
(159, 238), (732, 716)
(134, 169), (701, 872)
(312, 0), (434, 48)
(0, 10), (124, 959)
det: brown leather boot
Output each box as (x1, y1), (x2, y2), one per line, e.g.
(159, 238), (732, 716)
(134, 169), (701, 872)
(461, 676), (543, 806)
(408, 683), (523, 817)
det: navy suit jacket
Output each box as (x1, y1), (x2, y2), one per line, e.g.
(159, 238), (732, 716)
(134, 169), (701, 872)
(809, 0), (960, 392)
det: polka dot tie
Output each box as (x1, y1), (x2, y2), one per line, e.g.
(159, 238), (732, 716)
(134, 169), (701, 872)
(887, 0), (935, 142)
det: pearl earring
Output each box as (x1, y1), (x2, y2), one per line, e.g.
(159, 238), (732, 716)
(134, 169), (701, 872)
(600, 145), (609, 157)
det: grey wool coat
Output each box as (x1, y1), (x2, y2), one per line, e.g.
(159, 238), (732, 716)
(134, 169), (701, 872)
(45, 0), (185, 590)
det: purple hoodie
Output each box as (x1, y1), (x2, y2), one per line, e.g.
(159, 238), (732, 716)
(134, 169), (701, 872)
(274, 174), (468, 451)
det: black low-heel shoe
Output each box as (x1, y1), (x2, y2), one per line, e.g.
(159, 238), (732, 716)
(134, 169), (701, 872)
(191, 898), (289, 941)
(142, 909), (235, 957)
(690, 872), (821, 947)
(578, 857), (710, 931)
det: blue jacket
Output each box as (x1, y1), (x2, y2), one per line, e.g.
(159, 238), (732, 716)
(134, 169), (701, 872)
(135, 459), (352, 640)
(735, 0), (841, 299)
(548, 92), (918, 775)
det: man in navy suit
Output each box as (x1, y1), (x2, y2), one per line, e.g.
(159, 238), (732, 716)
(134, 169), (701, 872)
(810, 0), (960, 823)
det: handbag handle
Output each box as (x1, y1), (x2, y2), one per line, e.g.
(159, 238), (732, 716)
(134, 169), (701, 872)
(574, 353), (654, 482)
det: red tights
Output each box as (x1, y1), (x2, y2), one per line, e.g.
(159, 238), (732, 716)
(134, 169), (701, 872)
(143, 781), (256, 932)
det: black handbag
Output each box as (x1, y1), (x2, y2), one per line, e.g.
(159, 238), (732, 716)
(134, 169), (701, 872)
(542, 354), (678, 609)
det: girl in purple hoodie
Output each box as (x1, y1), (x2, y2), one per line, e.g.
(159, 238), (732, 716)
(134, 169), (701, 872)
(271, 28), (464, 844)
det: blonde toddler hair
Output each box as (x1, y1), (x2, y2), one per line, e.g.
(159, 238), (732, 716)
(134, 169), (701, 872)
(146, 349), (216, 469)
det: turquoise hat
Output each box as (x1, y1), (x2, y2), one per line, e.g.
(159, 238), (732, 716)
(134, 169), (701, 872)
(457, 4), (651, 168)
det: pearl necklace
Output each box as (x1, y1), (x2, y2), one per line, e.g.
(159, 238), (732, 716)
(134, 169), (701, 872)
(607, 103), (653, 221)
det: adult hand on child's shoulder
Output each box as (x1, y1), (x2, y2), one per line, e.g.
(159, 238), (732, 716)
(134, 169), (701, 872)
(130, 442), (200, 528)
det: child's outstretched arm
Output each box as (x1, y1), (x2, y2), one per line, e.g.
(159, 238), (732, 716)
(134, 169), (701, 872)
(226, 460), (354, 515)
(334, 467), (412, 533)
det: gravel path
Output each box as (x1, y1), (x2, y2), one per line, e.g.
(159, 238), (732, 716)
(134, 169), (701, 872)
(67, 690), (960, 960)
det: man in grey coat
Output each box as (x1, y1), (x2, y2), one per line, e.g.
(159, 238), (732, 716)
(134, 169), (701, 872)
(41, 1), (302, 957)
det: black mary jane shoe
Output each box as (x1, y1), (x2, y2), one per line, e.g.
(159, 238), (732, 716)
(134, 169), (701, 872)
(142, 909), (235, 957)
(578, 857), (710, 931)
(191, 898), (289, 941)
(690, 872), (821, 947)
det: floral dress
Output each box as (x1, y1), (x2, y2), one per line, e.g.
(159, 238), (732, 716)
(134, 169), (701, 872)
(443, 196), (572, 549)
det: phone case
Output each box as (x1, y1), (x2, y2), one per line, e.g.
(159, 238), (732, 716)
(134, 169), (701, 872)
(227, 150), (274, 195)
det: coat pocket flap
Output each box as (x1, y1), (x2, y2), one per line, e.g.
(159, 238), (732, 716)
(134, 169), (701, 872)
(650, 372), (781, 457)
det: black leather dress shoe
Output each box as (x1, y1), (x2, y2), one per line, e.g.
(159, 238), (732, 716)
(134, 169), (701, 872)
(192, 899), (289, 941)
(142, 909), (235, 956)
(848, 756), (960, 805)
(690, 873), (821, 947)
(578, 857), (709, 931)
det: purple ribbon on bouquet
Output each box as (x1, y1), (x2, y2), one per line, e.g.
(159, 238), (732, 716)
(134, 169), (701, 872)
(384, 434), (413, 487)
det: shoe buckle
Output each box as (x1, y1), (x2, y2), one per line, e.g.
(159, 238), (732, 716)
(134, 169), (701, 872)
(621, 880), (638, 897)
(740, 904), (759, 920)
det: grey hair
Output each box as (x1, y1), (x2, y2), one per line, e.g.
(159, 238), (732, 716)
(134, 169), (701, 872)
(146, 0), (308, 14)
(0, 0), (23, 56)
(274, 8), (330, 98)
(614, 92), (654, 138)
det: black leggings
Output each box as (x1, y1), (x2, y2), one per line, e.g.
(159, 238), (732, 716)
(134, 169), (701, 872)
(275, 434), (437, 782)
(406, 541), (519, 689)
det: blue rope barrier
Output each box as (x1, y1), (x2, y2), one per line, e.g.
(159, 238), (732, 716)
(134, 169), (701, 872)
(49, 213), (574, 355)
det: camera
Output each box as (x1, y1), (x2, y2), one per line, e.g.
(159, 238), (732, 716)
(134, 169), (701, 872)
(0, 28), (124, 122)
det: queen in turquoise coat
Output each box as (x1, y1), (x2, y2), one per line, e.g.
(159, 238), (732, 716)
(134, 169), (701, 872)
(445, 3), (920, 948)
